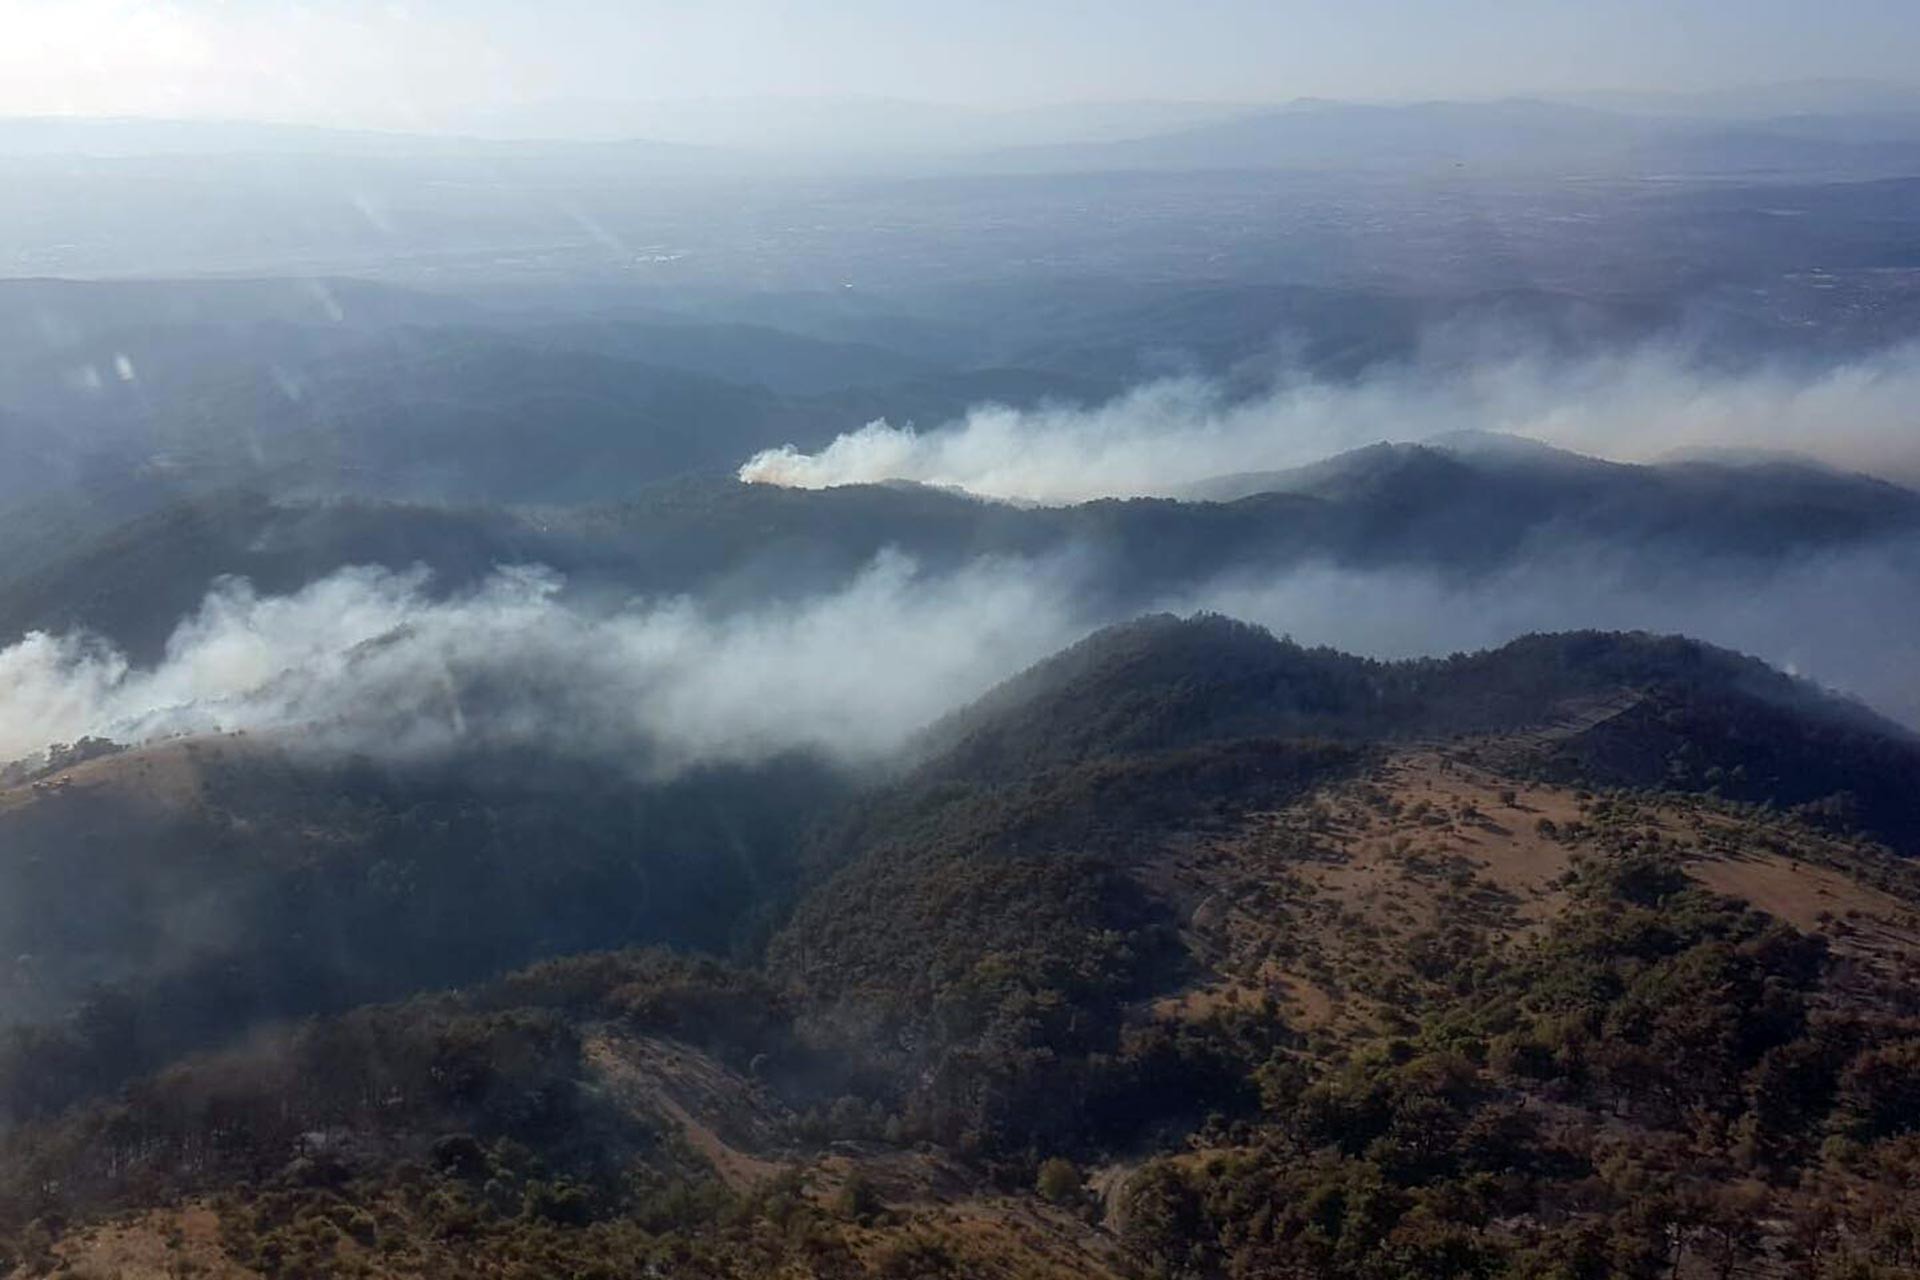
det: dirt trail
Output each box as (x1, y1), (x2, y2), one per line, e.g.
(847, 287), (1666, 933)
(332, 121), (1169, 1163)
(1511, 688), (1648, 748)
(1086, 1160), (1143, 1236)
(582, 1030), (792, 1192)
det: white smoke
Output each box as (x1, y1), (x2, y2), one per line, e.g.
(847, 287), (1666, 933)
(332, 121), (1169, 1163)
(3, 536), (1917, 781)
(739, 344), (1920, 504)
(0, 554), (1089, 776)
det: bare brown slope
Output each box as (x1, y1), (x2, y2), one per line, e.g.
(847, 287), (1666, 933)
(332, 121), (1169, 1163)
(1137, 742), (1920, 1045)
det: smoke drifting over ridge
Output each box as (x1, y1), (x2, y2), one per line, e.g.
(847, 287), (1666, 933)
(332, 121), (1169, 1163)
(739, 344), (1920, 503)
(4, 536), (1918, 777)
(8, 340), (1920, 771)
(0, 555), (1088, 776)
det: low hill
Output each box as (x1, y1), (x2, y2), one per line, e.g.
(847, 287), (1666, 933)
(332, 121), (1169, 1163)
(0, 732), (850, 1122)
(919, 618), (1920, 848)
(1189, 435), (1920, 557)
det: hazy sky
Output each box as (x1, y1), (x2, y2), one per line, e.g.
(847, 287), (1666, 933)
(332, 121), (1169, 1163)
(3, 0), (1918, 131)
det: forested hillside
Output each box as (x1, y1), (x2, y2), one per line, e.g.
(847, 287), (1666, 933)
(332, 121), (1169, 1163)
(5, 620), (1919, 1278)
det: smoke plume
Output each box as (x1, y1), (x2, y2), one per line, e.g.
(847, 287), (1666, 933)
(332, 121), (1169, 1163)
(0, 554), (1088, 776)
(5, 533), (1917, 781)
(740, 344), (1920, 504)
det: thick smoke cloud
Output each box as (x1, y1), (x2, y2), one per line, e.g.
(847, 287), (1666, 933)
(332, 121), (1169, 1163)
(14, 331), (1920, 769)
(5, 534), (1917, 781)
(739, 344), (1920, 503)
(0, 555), (1088, 776)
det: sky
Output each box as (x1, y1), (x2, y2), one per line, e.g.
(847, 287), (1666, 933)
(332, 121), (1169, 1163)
(1, 0), (1917, 133)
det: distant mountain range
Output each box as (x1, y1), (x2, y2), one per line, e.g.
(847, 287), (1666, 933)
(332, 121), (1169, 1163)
(0, 86), (1918, 195)
(7, 80), (1920, 171)
(973, 96), (1920, 178)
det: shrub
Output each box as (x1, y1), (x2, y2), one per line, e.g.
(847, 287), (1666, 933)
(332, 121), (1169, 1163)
(1036, 1157), (1083, 1206)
